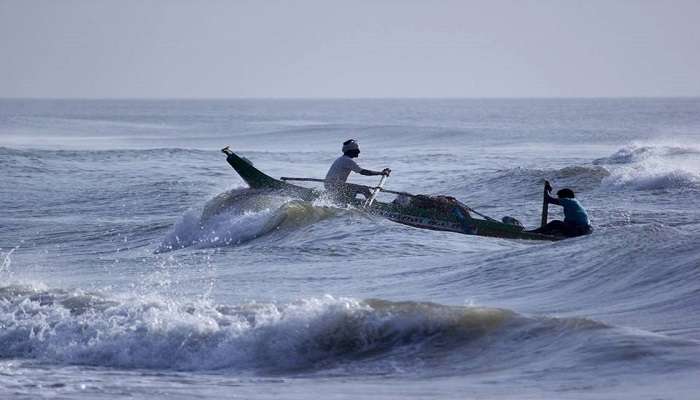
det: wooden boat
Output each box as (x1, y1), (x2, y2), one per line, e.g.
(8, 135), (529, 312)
(221, 147), (564, 241)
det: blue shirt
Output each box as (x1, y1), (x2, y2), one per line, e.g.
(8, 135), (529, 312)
(559, 198), (590, 226)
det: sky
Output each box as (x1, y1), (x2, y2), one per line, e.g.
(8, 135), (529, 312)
(1, 0), (699, 98)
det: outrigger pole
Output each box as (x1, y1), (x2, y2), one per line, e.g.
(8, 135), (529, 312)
(281, 177), (426, 198)
(280, 176), (498, 222)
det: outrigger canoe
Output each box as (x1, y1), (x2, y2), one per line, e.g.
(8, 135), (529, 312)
(221, 147), (564, 241)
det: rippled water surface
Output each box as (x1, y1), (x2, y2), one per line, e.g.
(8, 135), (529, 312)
(1, 99), (699, 399)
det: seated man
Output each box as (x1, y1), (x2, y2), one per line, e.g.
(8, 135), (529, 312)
(324, 139), (390, 203)
(533, 181), (592, 237)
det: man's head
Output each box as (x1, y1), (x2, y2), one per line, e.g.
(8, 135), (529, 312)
(342, 139), (360, 158)
(556, 188), (575, 199)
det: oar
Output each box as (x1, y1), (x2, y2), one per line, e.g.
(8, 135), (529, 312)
(364, 175), (388, 208)
(282, 176), (390, 207)
(281, 177), (326, 183)
(540, 180), (550, 228)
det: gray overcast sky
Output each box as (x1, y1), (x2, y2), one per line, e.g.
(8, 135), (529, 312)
(1, 0), (699, 98)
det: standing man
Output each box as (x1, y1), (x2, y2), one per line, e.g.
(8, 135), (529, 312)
(324, 139), (391, 202)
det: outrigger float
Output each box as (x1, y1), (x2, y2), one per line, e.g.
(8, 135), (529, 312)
(221, 146), (564, 241)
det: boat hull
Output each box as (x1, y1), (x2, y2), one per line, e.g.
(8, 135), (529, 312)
(223, 151), (562, 241)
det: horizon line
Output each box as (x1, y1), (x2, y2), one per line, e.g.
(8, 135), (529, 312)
(1, 95), (700, 101)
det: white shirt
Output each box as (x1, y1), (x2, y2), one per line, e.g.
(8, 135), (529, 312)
(325, 155), (363, 183)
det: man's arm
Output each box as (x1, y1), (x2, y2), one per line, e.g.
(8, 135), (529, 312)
(360, 168), (391, 176)
(545, 192), (561, 206)
(350, 157), (390, 177)
(543, 180), (561, 205)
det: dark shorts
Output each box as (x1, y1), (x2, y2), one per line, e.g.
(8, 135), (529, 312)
(536, 220), (592, 237)
(324, 182), (372, 204)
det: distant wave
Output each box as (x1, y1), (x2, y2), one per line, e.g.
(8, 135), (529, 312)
(472, 165), (610, 195)
(595, 144), (700, 190)
(7, 115), (175, 131)
(604, 168), (699, 190)
(478, 143), (700, 194)
(0, 146), (215, 158)
(0, 284), (696, 374)
(593, 144), (700, 165)
(498, 165), (610, 181)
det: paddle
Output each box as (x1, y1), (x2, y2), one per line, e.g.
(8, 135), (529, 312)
(281, 177), (326, 183)
(364, 174), (388, 208)
(541, 180), (551, 228)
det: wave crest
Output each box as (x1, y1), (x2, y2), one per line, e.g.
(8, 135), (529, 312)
(596, 144), (700, 190)
(1, 284), (695, 375)
(594, 144), (700, 165)
(0, 286), (511, 371)
(158, 189), (338, 252)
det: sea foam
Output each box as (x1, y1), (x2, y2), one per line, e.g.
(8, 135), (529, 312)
(1, 283), (695, 376)
(0, 286), (511, 371)
(158, 189), (338, 252)
(596, 144), (700, 190)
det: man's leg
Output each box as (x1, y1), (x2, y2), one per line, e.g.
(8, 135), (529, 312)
(532, 220), (565, 234)
(345, 183), (372, 199)
(324, 183), (354, 204)
(562, 222), (592, 237)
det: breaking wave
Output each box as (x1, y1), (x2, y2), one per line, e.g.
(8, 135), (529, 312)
(593, 145), (700, 165)
(604, 168), (699, 191)
(466, 165), (610, 198)
(1, 284), (696, 374)
(157, 189), (339, 252)
(596, 144), (700, 190)
(479, 143), (700, 194)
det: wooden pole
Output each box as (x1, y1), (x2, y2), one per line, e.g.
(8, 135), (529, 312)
(364, 175), (388, 208)
(540, 181), (549, 228)
(281, 176), (499, 221)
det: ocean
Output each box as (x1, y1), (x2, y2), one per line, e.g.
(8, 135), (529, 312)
(1, 98), (699, 399)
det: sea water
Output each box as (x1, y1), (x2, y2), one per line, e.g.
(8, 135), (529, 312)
(1, 98), (699, 399)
